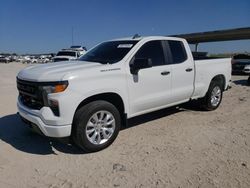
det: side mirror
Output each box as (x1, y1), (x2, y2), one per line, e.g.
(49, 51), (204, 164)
(130, 58), (152, 74)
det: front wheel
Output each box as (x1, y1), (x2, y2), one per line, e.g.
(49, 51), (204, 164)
(72, 100), (121, 152)
(201, 81), (223, 111)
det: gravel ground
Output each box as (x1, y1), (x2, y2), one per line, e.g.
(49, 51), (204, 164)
(0, 63), (250, 188)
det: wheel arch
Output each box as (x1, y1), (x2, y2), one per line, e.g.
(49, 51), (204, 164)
(210, 74), (226, 91)
(74, 92), (126, 120)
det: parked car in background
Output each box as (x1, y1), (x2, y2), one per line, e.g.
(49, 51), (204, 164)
(16, 56), (24, 63)
(232, 54), (250, 75)
(9, 55), (18, 62)
(27, 56), (38, 64)
(52, 50), (79, 62)
(53, 46), (87, 62)
(70, 45), (87, 52)
(0, 56), (10, 63)
(23, 56), (39, 64)
(244, 65), (250, 85)
(37, 56), (50, 64)
(17, 36), (231, 152)
(244, 65), (250, 74)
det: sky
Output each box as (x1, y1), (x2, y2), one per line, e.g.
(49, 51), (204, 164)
(0, 0), (249, 54)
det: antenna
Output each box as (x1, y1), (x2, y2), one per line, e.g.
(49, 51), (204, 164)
(132, 34), (140, 39)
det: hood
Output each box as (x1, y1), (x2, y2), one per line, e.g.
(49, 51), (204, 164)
(17, 60), (103, 82)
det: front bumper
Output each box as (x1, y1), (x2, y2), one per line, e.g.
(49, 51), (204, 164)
(17, 99), (71, 137)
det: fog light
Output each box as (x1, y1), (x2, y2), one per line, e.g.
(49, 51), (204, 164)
(48, 99), (60, 116)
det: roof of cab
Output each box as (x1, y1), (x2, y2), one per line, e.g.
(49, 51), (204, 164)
(109, 36), (185, 42)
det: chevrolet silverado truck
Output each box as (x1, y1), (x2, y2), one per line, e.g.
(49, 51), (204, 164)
(17, 36), (231, 152)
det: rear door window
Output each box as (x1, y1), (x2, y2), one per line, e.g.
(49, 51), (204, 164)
(168, 40), (187, 64)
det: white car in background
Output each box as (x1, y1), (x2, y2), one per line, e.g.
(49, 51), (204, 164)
(244, 65), (250, 74)
(244, 65), (250, 85)
(0, 55), (10, 63)
(25, 56), (38, 64)
(70, 45), (87, 52)
(53, 46), (87, 62)
(37, 56), (50, 64)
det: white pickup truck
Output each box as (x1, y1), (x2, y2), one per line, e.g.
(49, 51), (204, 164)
(17, 36), (231, 152)
(53, 47), (86, 62)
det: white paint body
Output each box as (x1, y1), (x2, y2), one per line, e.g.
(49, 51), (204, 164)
(17, 36), (232, 137)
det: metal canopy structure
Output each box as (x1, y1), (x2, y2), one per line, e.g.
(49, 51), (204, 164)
(171, 27), (250, 44)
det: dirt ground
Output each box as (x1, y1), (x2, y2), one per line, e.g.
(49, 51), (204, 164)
(0, 63), (250, 188)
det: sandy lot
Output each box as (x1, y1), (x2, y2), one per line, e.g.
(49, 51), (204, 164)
(0, 62), (250, 188)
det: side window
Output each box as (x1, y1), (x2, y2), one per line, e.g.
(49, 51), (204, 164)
(168, 40), (187, 64)
(134, 41), (166, 66)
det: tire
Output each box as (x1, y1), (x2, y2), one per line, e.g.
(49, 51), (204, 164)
(247, 76), (250, 85)
(72, 100), (121, 152)
(201, 81), (223, 111)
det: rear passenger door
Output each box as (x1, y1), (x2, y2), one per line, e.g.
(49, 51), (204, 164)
(127, 40), (172, 116)
(165, 40), (195, 103)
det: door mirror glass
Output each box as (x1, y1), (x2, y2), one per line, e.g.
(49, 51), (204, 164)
(130, 58), (152, 74)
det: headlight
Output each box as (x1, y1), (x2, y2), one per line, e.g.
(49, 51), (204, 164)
(40, 81), (68, 116)
(41, 82), (68, 94)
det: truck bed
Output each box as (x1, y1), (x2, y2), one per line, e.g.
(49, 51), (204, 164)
(192, 52), (231, 60)
(193, 56), (229, 60)
(192, 58), (232, 99)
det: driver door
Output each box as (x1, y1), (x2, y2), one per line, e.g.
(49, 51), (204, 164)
(127, 40), (172, 117)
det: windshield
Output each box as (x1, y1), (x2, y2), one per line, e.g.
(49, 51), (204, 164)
(80, 40), (138, 64)
(57, 51), (76, 57)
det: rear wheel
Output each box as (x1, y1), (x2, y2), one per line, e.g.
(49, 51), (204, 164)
(201, 81), (223, 111)
(72, 100), (121, 152)
(248, 76), (250, 85)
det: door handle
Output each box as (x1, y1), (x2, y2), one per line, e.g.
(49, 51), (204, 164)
(185, 68), (193, 72)
(161, 71), (170, 76)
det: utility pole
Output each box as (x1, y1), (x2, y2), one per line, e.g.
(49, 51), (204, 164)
(195, 43), (199, 52)
(71, 27), (74, 45)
